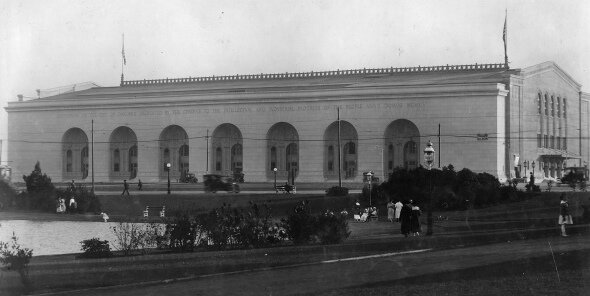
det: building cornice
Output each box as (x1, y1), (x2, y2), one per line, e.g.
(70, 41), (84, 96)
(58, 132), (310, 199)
(5, 82), (508, 113)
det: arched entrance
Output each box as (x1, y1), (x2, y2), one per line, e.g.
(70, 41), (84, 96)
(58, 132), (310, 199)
(62, 128), (89, 180)
(267, 122), (299, 181)
(211, 123), (243, 176)
(109, 126), (138, 180)
(323, 121), (358, 180)
(384, 119), (420, 174)
(159, 125), (189, 180)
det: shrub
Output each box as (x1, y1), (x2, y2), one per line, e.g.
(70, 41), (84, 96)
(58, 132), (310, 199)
(325, 186), (349, 196)
(166, 215), (198, 252)
(0, 232), (33, 288)
(112, 221), (164, 255)
(281, 202), (317, 245)
(56, 185), (102, 214)
(316, 210), (351, 244)
(281, 202), (350, 245)
(21, 162), (55, 211)
(79, 238), (112, 258)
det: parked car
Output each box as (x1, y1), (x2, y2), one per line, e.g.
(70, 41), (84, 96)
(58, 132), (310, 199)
(203, 174), (240, 193)
(180, 172), (198, 183)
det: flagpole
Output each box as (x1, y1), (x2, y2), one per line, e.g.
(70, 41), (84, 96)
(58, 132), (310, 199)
(503, 9), (509, 68)
(121, 34), (125, 85)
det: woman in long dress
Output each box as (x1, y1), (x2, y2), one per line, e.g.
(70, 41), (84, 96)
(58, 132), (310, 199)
(410, 203), (422, 236)
(399, 200), (413, 237)
(387, 200), (395, 222)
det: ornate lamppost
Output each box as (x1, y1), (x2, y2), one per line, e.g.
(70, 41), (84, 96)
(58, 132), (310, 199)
(166, 162), (171, 194)
(523, 160), (529, 175)
(424, 141), (435, 236)
(273, 167), (278, 189)
(367, 171), (373, 207)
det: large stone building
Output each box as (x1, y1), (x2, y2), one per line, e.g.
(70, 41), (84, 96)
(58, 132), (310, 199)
(5, 61), (590, 184)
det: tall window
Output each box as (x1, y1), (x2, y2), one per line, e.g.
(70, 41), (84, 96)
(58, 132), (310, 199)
(81, 146), (89, 178)
(113, 149), (120, 172)
(270, 146), (277, 170)
(537, 134), (542, 148)
(563, 98), (567, 118)
(557, 97), (561, 118)
(128, 145), (138, 176)
(537, 93), (542, 114)
(215, 147), (222, 171)
(327, 145), (334, 171)
(231, 144), (243, 172)
(286, 143), (298, 172)
(163, 148), (170, 164)
(179, 144), (189, 173)
(66, 150), (73, 172)
(388, 144), (394, 170)
(544, 94), (548, 116)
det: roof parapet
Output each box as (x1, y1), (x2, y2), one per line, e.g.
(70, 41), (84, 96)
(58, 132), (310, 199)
(121, 63), (508, 87)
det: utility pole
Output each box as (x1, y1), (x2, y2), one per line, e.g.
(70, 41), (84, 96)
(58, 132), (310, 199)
(91, 120), (95, 194)
(337, 107), (342, 187)
(206, 129), (209, 174)
(438, 124), (441, 168)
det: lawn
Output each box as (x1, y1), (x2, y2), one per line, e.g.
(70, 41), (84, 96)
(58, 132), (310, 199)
(303, 249), (590, 296)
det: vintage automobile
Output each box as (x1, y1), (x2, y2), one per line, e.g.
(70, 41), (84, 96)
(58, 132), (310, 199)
(203, 174), (240, 193)
(179, 172), (198, 183)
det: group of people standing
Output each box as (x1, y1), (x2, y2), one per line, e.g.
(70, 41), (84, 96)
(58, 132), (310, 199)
(388, 199), (422, 237)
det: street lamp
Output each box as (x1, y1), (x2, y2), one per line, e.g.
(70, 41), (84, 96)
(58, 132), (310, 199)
(273, 167), (278, 189)
(532, 161), (536, 174)
(424, 140), (435, 236)
(366, 171), (373, 207)
(166, 162), (171, 194)
(523, 160), (529, 175)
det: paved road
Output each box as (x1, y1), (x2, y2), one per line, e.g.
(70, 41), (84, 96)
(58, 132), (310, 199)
(47, 235), (590, 296)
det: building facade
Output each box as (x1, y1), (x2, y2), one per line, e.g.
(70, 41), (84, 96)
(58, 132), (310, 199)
(5, 62), (589, 183)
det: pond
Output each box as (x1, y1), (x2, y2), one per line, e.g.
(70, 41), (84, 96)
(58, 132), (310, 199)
(0, 220), (160, 256)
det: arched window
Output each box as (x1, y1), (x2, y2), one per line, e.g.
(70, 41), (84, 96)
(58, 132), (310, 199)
(66, 150), (73, 172)
(327, 145), (334, 171)
(113, 149), (120, 172)
(215, 147), (222, 171)
(270, 147), (277, 170)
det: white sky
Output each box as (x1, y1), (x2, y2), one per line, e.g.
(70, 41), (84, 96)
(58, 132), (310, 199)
(1, 0), (590, 164)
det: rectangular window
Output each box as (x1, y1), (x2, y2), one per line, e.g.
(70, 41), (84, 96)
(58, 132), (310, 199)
(556, 137), (561, 150)
(537, 134), (542, 148)
(216, 162), (222, 171)
(114, 164), (120, 172)
(328, 161), (333, 171)
(388, 161), (393, 170)
(544, 135), (548, 148)
(550, 136), (555, 149)
(270, 162), (276, 171)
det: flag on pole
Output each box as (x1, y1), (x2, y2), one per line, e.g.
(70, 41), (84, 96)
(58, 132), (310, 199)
(122, 34), (126, 65)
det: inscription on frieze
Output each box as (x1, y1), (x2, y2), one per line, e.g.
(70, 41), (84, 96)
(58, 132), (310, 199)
(59, 102), (427, 119)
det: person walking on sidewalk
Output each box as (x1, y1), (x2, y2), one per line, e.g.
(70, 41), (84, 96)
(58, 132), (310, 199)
(121, 179), (130, 196)
(394, 200), (403, 222)
(400, 199), (413, 237)
(387, 199), (395, 222)
(559, 194), (573, 237)
(137, 179), (143, 191)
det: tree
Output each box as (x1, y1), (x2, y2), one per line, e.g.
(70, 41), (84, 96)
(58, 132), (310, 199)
(21, 162), (56, 211)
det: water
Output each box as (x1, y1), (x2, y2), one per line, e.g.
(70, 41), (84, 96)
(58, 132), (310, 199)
(0, 220), (158, 256)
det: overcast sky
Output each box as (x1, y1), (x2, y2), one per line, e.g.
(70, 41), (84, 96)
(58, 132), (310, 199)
(1, 0), (589, 164)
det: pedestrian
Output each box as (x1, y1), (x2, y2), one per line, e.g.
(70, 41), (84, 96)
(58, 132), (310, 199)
(559, 194), (573, 237)
(410, 202), (422, 236)
(69, 196), (77, 211)
(529, 172), (535, 186)
(387, 199), (395, 222)
(121, 179), (130, 196)
(138, 179), (143, 191)
(69, 179), (76, 191)
(399, 199), (413, 237)
(394, 200), (403, 222)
